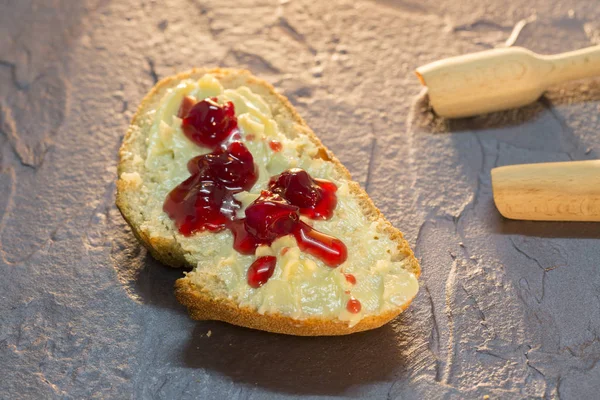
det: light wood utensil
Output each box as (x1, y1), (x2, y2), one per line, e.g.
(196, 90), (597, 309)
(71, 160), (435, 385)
(491, 160), (600, 221)
(416, 45), (600, 118)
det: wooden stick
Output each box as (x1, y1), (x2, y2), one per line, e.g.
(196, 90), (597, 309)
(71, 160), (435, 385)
(416, 45), (600, 118)
(491, 160), (600, 221)
(544, 46), (600, 84)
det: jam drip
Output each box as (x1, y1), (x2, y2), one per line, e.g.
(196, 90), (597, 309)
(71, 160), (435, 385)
(247, 256), (277, 288)
(293, 221), (347, 267)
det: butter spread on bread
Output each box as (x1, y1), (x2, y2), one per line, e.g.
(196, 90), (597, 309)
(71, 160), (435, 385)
(117, 69), (419, 335)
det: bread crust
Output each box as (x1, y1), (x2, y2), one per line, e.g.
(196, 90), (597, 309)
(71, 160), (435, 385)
(116, 68), (420, 336)
(175, 279), (411, 336)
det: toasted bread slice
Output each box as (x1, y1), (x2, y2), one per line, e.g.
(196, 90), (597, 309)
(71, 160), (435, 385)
(117, 68), (420, 336)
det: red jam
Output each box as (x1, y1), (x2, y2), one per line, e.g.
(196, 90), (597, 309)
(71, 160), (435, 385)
(187, 142), (257, 191)
(268, 168), (337, 219)
(344, 273), (356, 285)
(269, 140), (282, 152)
(226, 219), (259, 255)
(231, 193), (348, 267)
(346, 297), (362, 314)
(163, 142), (257, 236)
(166, 96), (348, 288)
(245, 191), (299, 241)
(163, 174), (237, 235)
(293, 221), (347, 267)
(247, 256), (277, 288)
(181, 98), (237, 149)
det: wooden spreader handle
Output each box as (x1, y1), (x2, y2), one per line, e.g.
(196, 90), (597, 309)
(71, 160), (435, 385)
(416, 45), (600, 118)
(491, 160), (600, 221)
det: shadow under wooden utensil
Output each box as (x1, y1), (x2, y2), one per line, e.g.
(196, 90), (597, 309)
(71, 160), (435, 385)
(410, 90), (547, 136)
(415, 78), (600, 135)
(181, 315), (412, 395)
(494, 219), (600, 239)
(410, 79), (600, 240)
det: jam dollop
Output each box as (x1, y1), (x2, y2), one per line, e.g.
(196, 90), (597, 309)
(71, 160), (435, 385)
(346, 297), (362, 314)
(230, 192), (348, 267)
(247, 256), (277, 288)
(163, 142), (258, 236)
(245, 191), (299, 241)
(187, 141), (257, 191)
(268, 168), (337, 219)
(181, 98), (237, 149)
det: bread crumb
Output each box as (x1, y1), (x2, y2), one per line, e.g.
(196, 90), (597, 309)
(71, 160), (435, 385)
(121, 172), (142, 187)
(207, 330), (212, 337)
(483, 395), (490, 400)
(133, 154), (143, 165)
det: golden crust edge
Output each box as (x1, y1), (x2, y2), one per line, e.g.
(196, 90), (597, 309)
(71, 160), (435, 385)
(174, 279), (413, 336)
(116, 67), (421, 335)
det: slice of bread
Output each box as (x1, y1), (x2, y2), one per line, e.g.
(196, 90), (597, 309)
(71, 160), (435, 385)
(117, 68), (420, 336)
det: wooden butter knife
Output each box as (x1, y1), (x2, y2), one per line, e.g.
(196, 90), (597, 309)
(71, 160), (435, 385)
(491, 160), (600, 221)
(416, 45), (600, 118)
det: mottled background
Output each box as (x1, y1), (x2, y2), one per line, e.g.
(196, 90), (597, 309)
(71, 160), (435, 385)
(1, 0), (599, 398)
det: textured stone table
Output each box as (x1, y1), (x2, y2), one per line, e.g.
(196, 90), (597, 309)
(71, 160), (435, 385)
(1, 1), (599, 398)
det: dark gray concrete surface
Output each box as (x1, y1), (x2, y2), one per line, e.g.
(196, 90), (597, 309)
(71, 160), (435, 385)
(1, 0), (599, 398)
